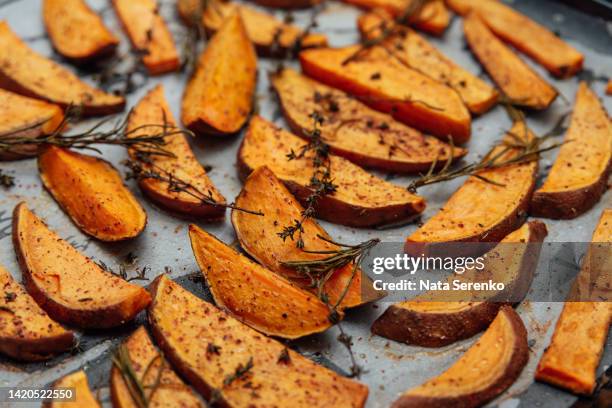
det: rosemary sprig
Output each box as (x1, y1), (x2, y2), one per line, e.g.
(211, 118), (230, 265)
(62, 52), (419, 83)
(112, 344), (165, 408)
(0, 169), (15, 188)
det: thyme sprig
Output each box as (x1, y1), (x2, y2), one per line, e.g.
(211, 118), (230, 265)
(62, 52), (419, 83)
(0, 169), (15, 188)
(112, 344), (165, 408)
(209, 357), (254, 406)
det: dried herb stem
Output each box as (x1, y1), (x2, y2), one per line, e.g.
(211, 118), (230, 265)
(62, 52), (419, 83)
(209, 357), (254, 406)
(112, 344), (164, 408)
(0, 169), (15, 189)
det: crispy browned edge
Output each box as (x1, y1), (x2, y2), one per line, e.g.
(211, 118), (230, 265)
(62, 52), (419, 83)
(12, 202), (151, 328)
(391, 306), (529, 408)
(373, 221), (547, 347)
(530, 160), (611, 219)
(236, 136), (424, 228)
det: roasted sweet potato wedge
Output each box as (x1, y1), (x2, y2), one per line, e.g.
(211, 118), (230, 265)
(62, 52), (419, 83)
(182, 12), (257, 135)
(43, 0), (119, 63)
(358, 10), (498, 115)
(343, 0), (450, 36)
(447, 0), (583, 78)
(112, 0), (180, 75)
(0, 89), (65, 160)
(238, 116), (426, 227)
(463, 13), (557, 110)
(0, 265), (74, 361)
(530, 83), (611, 219)
(148, 275), (369, 407)
(189, 224), (332, 338)
(203, 2), (327, 56)
(607, 80), (612, 95)
(392, 306), (528, 407)
(44, 370), (100, 408)
(406, 121), (538, 254)
(232, 166), (371, 309)
(300, 45), (472, 143)
(13, 203), (151, 328)
(38, 146), (147, 241)
(111, 326), (204, 408)
(249, 0), (323, 8)
(271, 69), (466, 173)
(373, 221), (547, 347)
(127, 85), (226, 218)
(535, 209), (612, 395)
(0, 21), (124, 116)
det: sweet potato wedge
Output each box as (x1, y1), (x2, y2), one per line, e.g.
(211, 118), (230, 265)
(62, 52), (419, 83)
(373, 221), (547, 347)
(343, 0), (450, 36)
(463, 13), (557, 110)
(406, 121), (538, 254)
(182, 12), (257, 135)
(203, 2), (327, 56)
(0, 265), (74, 361)
(232, 166), (371, 309)
(271, 69), (466, 173)
(249, 0), (324, 8)
(112, 0), (180, 75)
(530, 83), (611, 219)
(38, 146), (147, 241)
(535, 209), (612, 395)
(447, 0), (583, 78)
(12, 203), (151, 328)
(357, 10), (498, 115)
(607, 80), (612, 95)
(238, 116), (426, 227)
(189, 224), (332, 338)
(43, 0), (119, 63)
(300, 45), (472, 144)
(127, 85), (226, 218)
(44, 370), (100, 408)
(148, 275), (369, 407)
(0, 89), (65, 160)
(111, 326), (204, 408)
(392, 306), (528, 408)
(0, 21), (124, 116)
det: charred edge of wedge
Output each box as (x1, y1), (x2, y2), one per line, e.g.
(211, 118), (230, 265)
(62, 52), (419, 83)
(392, 306), (529, 408)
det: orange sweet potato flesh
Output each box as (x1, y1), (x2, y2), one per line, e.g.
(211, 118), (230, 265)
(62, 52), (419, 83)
(250, 0), (324, 8)
(271, 69), (466, 173)
(0, 89), (64, 160)
(463, 13), (557, 110)
(530, 83), (611, 219)
(38, 146), (147, 241)
(112, 0), (180, 75)
(0, 21), (124, 116)
(12, 203), (151, 328)
(607, 80), (612, 95)
(203, 2), (327, 56)
(358, 10), (498, 115)
(148, 275), (369, 407)
(447, 0), (584, 78)
(406, 121), (538, 254)
(373, 221), (547, 347)
(43, 0), (119, 63)
(0, 265), (74, 361)
(535, 209), (612, 395)
(111, 326), (204, 408)
(128, 85), (226, 218)
(182, 12), (257, 135)
(232, 166), (374, 309)
(392, 306), (528, 408)
(44, 370), (101, 408)
(343, 0), (450, 36)
(189, 224), (332, 338)
(238, 116), (426, 227)
(300, 45), (471, 144)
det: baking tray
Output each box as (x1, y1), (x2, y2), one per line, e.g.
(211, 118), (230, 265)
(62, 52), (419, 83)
(0, 0), (610, 407)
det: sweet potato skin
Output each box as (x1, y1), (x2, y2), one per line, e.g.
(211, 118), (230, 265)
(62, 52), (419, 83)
(238, 116), (426, 227)
(271, 69), (466, 173)
(182, 12), (257, 135)
(43, 370), (100, 408)
(38, 146), (147, 241)
(43, 0), (119, 63)
(300, 45), (471, 144)
(0, 21), (125, 116)
(463, 13), (557, 110)
(127, 85), (227, 218)
(530, 83), (611, 219)
(189, 224), (332, 339)
(392, 307), (528, 408)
